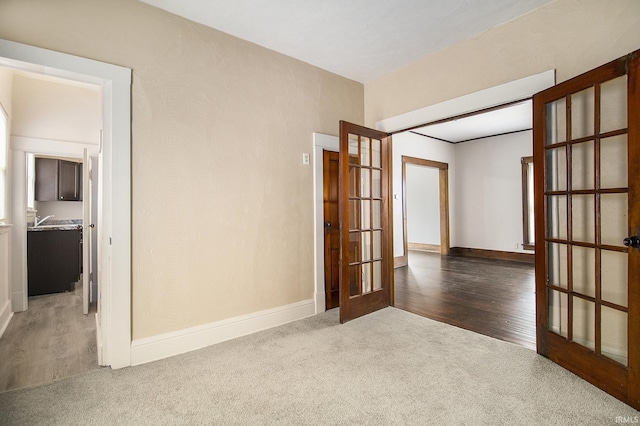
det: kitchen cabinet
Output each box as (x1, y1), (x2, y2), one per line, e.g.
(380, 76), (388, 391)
(35, 158), (83, 201)
(27, 228), (81, 296)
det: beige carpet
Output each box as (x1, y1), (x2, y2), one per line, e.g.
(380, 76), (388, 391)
(1, 307), (638, 425)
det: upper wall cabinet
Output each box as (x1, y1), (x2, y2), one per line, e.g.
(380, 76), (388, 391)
(35, 158), (83, 202)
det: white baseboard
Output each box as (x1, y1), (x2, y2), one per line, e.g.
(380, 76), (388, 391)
(95, 313), (104, 366)
(130, 299), (316, 366)
(0, 300), (13, 339)
(315, 291), (326, 314)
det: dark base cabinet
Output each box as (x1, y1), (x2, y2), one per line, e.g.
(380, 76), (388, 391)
(27, 229), (81, 296)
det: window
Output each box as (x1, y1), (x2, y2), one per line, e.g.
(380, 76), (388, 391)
(0, 105), (7, 223)
(521, 156), (534, 250)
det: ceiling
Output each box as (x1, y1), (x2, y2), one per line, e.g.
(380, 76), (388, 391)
(411, 100), (532, 143)
(139, 0), (555, 83)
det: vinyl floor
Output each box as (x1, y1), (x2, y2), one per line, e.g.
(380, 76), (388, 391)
(0, 284), (99, 392)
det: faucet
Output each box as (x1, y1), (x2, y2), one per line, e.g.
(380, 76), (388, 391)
(34, 215), (55, 227)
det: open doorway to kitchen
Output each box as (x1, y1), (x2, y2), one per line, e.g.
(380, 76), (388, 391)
(0, 39), (132, 376)
(0, 69), (102, 391)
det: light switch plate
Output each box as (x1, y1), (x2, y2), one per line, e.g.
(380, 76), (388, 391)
(302, 153), (310, 165)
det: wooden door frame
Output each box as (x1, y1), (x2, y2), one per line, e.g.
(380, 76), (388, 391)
(397, 155), (450, 267)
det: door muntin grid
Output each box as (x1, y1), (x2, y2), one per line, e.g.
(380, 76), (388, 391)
(348, 133), (383, 297)
(544, 75), (629, 366)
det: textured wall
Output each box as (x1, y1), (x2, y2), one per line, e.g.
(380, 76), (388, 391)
(365, 0), (640, 126)
(0, 0), (363, 339)
(454, 131), (532, 253)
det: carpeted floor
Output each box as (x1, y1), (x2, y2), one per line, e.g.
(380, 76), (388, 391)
(0, 307), (638, 425)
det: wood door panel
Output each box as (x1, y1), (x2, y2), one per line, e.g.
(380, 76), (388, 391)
(546, 332), (628, 402)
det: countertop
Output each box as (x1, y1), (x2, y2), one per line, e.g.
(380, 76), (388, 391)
(27, 220), (83, 232)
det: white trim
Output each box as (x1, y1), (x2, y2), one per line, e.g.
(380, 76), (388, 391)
(11, 135), (99, 157)
(0, 226), (10, 339)
(375, 70), (556, 133)
(0, 39), (132, 368)
(0, 301), (12, 338)
(312, 133), (339, 314)
(130, 298), (315, 366)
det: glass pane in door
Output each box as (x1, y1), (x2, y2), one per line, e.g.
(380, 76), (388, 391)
(600, 75), (627, 133)
(600, 135), (627, 188)
(572, 195), (595, 243)
(601, 306), (628, 366)
(546, 195), (567, 240)
(571, 140), (594, 190)
(545, 98), (567, 144)
(571, 87), (595, 139)
(545, 147), (567, 190)
(601, 250), (627, 307)
(548, 289), (568, 338)
(547, 242), (568, 289)
(572, 297), (595, 350)
(572, 246), (595, 298)
(600, 194), (627, 247)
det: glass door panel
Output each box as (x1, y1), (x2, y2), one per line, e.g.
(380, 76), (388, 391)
(571, 140), (594, 190)
(571, 87), (595, 139)
(571, 246), (595, 297)
(545, 147), (567, 191)
(545, 98), (567, 145)
(600, 135), (627, 188)
(600, 75), (627, 133)
(601, 250), (627, 307)
(601, 306), (628, 366)
(600, 194), (627, 246)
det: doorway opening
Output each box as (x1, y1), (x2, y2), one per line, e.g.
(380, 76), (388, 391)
(399, 156), (450, 268)
(0, 39), (132, 370)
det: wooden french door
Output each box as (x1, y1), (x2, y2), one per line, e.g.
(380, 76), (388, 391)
(339, 121), (392, 322)
(534, 50), (640, 409)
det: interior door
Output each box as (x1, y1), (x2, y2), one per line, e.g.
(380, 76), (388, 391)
(533, 50), (639, 409)
(323, 150), (340, 310)
(339, 121), (392, 322)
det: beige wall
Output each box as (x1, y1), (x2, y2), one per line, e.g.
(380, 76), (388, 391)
(365, 0), (640, 126)
(0, 0), (363, 339)
(11, 74), (101, 145)
(0, 68), (11, 116)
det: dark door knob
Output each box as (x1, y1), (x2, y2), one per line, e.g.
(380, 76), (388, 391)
(325, 221), (332, 229)
(623, 236), (640, 249)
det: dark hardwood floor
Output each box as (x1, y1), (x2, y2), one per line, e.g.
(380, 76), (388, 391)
(394, 250), (536, 350)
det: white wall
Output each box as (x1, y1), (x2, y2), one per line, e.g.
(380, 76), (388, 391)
(392, 132), (456, 257)
(406, 164), (440, 245)
(34, 200), (82, 220)
(455, 131), (532, 253)
(393, 130), (532, 258)
(0, 67), (12, 337)
(11, 74), (101, 145)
